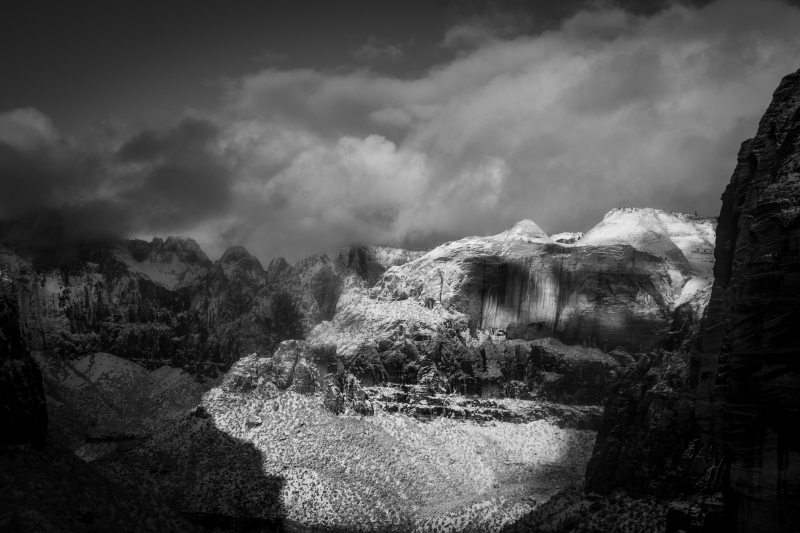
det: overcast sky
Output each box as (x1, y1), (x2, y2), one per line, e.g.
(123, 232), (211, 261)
(2, 0), (800, 262)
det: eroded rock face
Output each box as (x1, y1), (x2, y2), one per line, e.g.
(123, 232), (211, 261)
(690, 68), (800, 532)
(363, 210), (713, 353)
(220, 340), (373, 417)
(0, 238), (421, 371)
(222, 340), (321, 395)
(310, 210), (714, 398)
(582, 68), (800, 533)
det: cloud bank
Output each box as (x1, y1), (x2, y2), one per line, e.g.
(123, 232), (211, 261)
(2, 0), (800, 262)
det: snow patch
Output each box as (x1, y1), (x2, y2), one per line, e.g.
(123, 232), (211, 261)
(550, 232), (584, 245)
(581, 208), (716, 280)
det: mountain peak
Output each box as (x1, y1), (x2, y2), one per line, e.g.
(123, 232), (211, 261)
(220, 245), (258, 264)
(497, 219), (551, 243)
(219, 245), (263, 275)
(266, 257), (291, 279)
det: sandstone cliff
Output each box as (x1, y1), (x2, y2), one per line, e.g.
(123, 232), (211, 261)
(1, 266), (194, 532)
(691, 68), (800, 532)
(581, 68), (800, 533)
(310, 209), (715, 399)
(0, 239), (417, 371)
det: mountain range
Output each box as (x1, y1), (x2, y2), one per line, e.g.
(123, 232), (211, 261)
(2, 69), (799, 533)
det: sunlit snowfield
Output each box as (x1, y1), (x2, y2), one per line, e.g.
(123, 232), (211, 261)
(101, 384), (595, 532)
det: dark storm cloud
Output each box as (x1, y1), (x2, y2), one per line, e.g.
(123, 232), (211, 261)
(0, 109), (99, 218)
(0, 110), (232, 254)
(4, 0), (800, 264)
(0, 108), (121, 254)
(116, 118), (232, 230)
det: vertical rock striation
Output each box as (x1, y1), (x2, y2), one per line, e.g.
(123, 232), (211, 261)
(583, 68), (800, 533)
(0, 237), (421, 372)
(691, 68), (800, 532)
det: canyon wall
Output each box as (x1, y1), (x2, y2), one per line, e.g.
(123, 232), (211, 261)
(0, 239), (407, 370)
(584, 68), (800, 533)
(373, 212), (713, 353)
(310, 211), (714, 399)
(692, 68), (800, 532)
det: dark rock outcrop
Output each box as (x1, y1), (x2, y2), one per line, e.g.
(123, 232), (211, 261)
(322, 315), (625, 403)
(582, 68), (800, 533)
(323, 370), (375, 416)
(584, 350), (713, 497)
(1, 271), (47, 447)
(690, 68), (800, 532)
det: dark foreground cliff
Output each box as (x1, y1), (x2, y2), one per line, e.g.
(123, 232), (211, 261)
(512, 68), (800, 533)
(691, 67), (800, 532)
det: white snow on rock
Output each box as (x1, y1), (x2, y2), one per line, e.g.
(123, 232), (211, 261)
(495, 219), (553, 244)
(313, 209), (718, 357)
(550, 232), (584, 244)
(579, 208), (716, 305)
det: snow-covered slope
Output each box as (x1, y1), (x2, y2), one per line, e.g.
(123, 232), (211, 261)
(579, 208), (716, 305)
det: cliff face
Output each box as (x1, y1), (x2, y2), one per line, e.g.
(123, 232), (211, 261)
(0, 270), (47, 447)
(1, 266), (194, 531)
(0, 239), (414, 370)
(373, 212), (713, 352)
(691, 69), (800, 532)
(583, 68), (800, 533)
(308, 210), (714, 400)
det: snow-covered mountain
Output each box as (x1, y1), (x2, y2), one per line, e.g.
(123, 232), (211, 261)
(1, 207), (715, 401)
(580, 208), (716, 306)
(313, 207), (714, 353)
(0, 206), (718, 531)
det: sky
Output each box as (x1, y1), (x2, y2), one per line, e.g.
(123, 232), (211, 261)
(2, 0), (800, 262)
